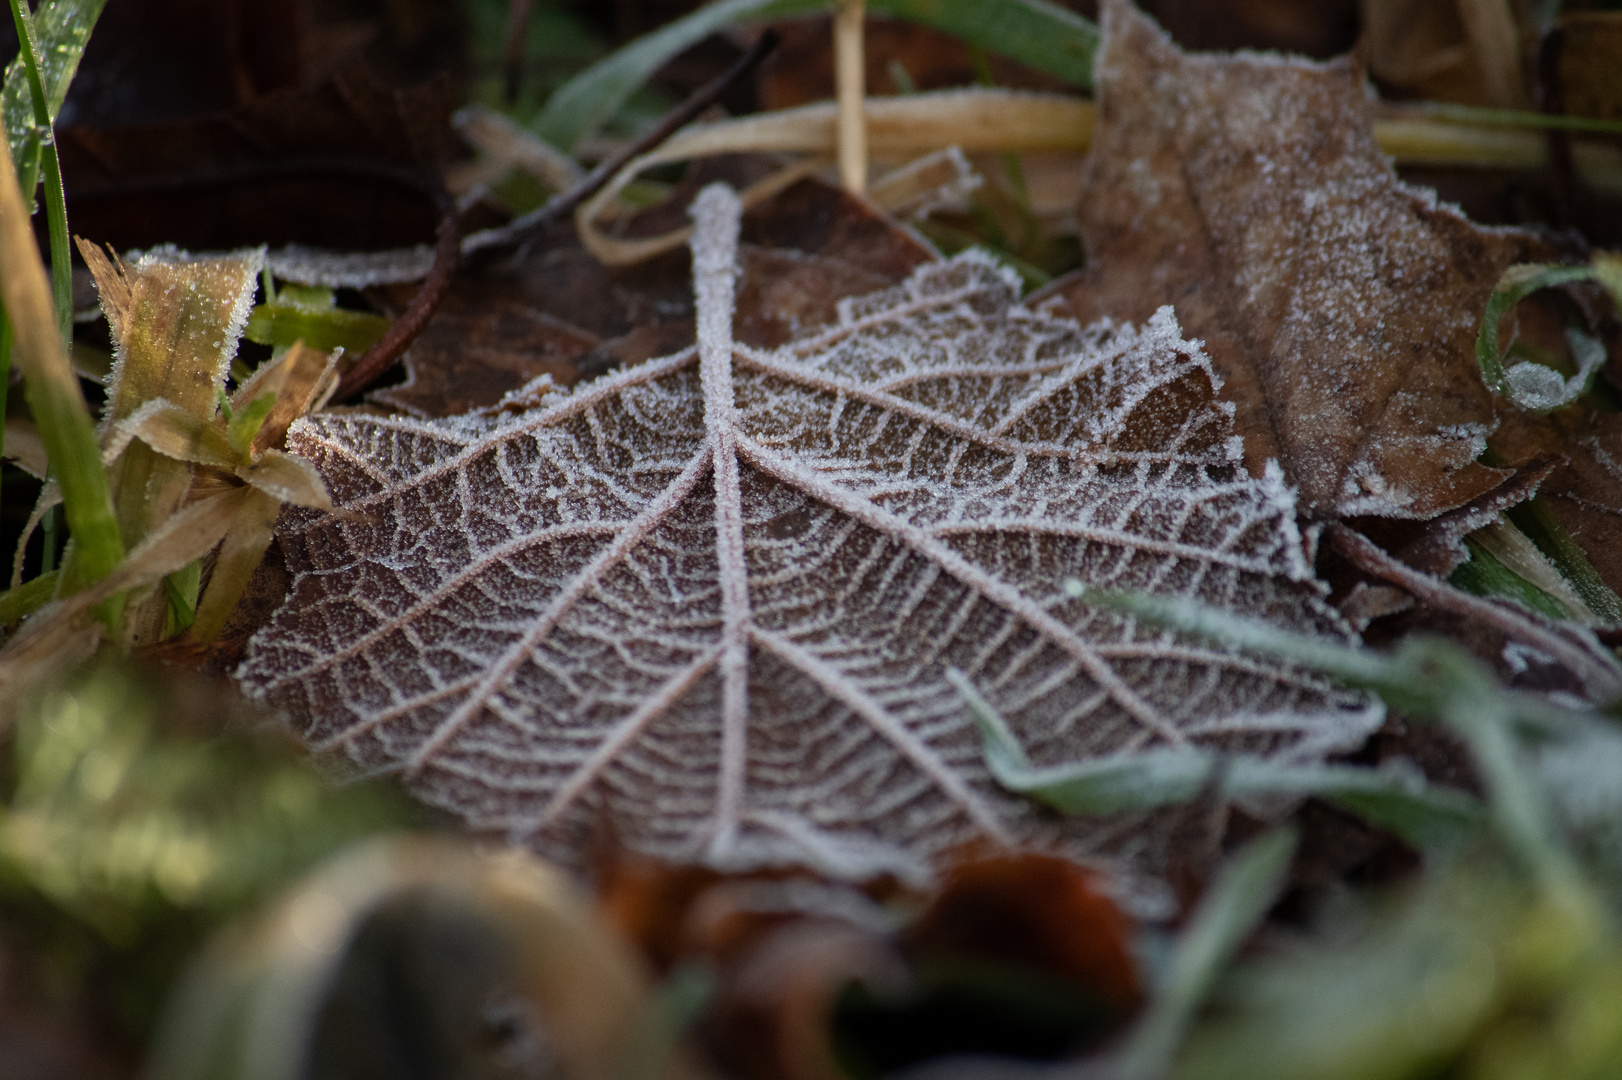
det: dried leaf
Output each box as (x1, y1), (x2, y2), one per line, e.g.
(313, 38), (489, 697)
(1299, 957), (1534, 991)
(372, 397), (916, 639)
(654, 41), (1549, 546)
(1493, 410), (1622, 602)
(371, 303), (603, 419)
(90, 243), (263, 528)
(239, 185), (1376, 900)
(906, 853), (1140, 1013)
(109, 399), (242, 470)
(2, 417), (48, 478)
(235, 341), (339, 454)
(86, 243), (261, 643)
(1049, 1), (1553, 519)
(235, 450), (331, 511)
(189, 487), (284, 646)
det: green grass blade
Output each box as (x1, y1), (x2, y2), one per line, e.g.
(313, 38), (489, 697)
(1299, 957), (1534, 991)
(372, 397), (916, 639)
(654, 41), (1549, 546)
(1413, 100), (1622, 136)
(243, 304), (390, 354)
(0, 126), (123, 600)
(1224, 758), (1482, 852)
(3, 0), (107, 158)
(534, 0), (810, 152)
(1071, 582), (1403, 700)
(1111, 829), (1299, 1080)
(875, 0), (1097, 87)
(0, 568), (57, 623)
(1083, 585), (1597, 906)
(1450, 537), (1574, 621)
(1505, 498), (1622, 625)
(1475, 263), (1597, 394)
(533, 0), (1098, 151)
(5, 0), (103, 346)
(954, 666), (1479, 849)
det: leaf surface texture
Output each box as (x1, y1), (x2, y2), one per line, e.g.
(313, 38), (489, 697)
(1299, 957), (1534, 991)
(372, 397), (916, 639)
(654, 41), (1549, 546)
(240, 186), (1377, 890)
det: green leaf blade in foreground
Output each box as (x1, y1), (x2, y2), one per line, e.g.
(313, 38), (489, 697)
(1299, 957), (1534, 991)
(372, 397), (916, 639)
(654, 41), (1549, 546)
(2, 0), (107, 161)
(0, 129), (122, 595)
(532, 0), (1098, 151)
(951, 667), (1480, 852)
(1113, 829), (1299, 1080)
(243, 304), (390, 355)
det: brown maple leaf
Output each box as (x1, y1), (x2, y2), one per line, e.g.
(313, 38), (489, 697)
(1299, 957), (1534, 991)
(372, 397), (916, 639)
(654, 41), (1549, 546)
(1051, 0), (1554, 520)
(238, 185), (1376, 898)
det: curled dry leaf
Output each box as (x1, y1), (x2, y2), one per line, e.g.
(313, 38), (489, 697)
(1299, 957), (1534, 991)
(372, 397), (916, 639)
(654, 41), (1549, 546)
(1051, 0), (1554, 520)
(1493, 409), (1622, 601)
(238, 185), (1376, 904)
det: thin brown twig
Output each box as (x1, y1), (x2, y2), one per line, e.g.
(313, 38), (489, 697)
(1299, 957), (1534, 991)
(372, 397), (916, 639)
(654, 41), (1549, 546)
(335, 31), (781, 404)
(333, 187), (459, 402)
(1324, 522), (1622, 701)
(461, 29), (781, 260)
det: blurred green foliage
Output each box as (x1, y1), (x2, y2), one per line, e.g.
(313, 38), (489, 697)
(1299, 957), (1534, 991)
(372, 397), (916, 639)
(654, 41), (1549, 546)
(0, 660), (420, 1041)
(1177, 861), (1622, 1080)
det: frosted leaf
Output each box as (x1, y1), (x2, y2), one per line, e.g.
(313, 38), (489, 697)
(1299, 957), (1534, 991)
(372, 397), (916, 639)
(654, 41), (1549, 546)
(238, 184), (1379, 893)
(1054, 0), (1555, 520)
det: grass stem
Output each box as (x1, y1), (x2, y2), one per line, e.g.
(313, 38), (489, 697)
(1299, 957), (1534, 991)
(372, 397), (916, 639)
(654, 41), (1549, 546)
(0, 113), (123, 613)
(835, 0), (867, 194)
(7, 0), (74, 346)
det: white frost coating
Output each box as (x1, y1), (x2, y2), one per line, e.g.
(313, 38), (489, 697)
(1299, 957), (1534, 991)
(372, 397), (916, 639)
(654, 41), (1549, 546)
(238, 185), (1378, 892)
(95, 247), (264, 440)
(1502, 327), (1608, 412)
(265, 244), (437, 288)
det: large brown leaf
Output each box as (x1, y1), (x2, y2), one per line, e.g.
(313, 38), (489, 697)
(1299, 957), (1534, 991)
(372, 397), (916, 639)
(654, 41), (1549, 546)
(238, 185), (1376, 900)
(1050, 0), (1551, 520)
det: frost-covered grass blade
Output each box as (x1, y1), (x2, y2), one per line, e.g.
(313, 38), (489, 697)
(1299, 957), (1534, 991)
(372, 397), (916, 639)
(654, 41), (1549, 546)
(1080, 584), (1606, 902)
(950, 668), (1480, 852)
(1110, 828), (1298, 1080)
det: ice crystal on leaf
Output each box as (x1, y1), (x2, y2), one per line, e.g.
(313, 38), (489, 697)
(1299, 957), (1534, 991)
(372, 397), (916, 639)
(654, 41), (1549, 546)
(239, 186), (1378, 894)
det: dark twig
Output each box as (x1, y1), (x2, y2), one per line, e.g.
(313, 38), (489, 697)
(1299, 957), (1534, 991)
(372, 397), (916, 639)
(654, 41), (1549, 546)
(333, 187), (459, 402)
(1325, 522), (1622, 701)
(334, 31), (780, 403)
(1536, 25), (1576, 230)
(502, 0), (536, 104)
(461, 29), (781, 260)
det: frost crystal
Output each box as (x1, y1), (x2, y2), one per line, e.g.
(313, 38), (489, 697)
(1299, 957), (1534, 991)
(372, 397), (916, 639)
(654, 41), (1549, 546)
(239, 185), (1378, 892)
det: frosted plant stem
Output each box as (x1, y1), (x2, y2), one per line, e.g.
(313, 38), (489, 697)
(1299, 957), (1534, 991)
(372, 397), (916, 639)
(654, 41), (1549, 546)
(692, 184), (753, 860)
